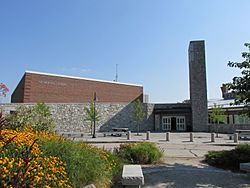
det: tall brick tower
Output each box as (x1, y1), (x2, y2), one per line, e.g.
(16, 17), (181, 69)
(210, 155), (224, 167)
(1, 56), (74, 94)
(189, 40), (208, 132)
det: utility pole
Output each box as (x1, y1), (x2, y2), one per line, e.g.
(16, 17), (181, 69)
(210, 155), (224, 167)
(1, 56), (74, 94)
(115, 64), (118, 82)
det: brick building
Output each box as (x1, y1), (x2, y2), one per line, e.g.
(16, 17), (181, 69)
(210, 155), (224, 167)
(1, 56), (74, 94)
(8, 40), (210, 133)
(11, 71), (143, 103)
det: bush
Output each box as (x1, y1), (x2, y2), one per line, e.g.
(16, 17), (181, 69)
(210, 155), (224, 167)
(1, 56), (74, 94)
(41, 138), (123, 188)
(0, 128), (123, 188)
(5, 103), (55, 132)
(235, 144), (250, 164)
(0, 129), (71, 187)
(2, 107), (123, 188)
(116, 142), (163, 164)
(205, 143), (250, 171)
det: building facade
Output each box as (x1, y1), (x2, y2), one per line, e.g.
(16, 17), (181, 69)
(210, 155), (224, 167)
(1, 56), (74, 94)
(8, 40), (209, 132)
(11, 71), (143, 103)
(154, 103), (192, 132)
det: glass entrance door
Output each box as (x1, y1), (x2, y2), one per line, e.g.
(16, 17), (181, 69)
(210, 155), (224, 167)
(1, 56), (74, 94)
(176, 116), (186, 131)
(162, 116), (171, 131)
(162, 116), (186, 131)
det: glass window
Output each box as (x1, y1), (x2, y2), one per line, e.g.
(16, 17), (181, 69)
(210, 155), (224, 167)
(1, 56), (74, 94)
(177, 117), (185, 131)
(234, 114), (249, 124)
(162, 117), (171, 131)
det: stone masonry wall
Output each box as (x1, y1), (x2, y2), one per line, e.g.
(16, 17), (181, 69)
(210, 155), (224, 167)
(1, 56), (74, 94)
(208, 124), (250, 134)
(189, 40), (208, 132)
(0, 103), (155, 133)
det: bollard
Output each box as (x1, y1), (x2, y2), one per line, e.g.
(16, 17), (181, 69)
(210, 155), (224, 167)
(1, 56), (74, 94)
(146, 131), (150, 140)
(127, 131), (131, 140)
(234, 133), (238, 143)
(166, 132), (170, 141)
(190, 132), (193, 142)
(211, 133), (215, 142)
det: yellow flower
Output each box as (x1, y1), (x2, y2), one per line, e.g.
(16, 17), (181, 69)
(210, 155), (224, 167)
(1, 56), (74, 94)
(0, 129), (72, 187)
(34, 175), (41, 182)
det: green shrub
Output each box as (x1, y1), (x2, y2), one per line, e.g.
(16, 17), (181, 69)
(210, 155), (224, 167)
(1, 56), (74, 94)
(5, 103), (55, 132)
(205, 143), (250, 171)
(0, 129), (71, 188)
(41, 138), (122, 188)
(116, 142), (163, 164)
(235, 143), (250, 163)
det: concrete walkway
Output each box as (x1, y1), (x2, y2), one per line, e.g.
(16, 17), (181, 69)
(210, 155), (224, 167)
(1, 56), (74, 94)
(75, 132), (250, 188)
(142, 162), (250, 188)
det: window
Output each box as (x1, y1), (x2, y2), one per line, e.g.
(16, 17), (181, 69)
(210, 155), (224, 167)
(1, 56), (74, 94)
(162, 117), (171, 131)
(234, 114), (249, 124)
(177, 117), (185, 131)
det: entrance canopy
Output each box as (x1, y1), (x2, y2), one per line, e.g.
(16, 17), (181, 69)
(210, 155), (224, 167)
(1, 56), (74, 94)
(154, 103), (192, 132)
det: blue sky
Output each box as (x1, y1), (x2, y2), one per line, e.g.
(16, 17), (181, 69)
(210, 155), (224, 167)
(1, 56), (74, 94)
(0, 0), (249, 103)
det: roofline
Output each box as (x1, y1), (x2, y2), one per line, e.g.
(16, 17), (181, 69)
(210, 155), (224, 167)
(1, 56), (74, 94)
(25, 70), (143, 87)
(190, 40), (205, 43)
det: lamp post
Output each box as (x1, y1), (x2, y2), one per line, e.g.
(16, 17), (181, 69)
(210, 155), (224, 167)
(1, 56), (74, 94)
(92, 92), (97, 138)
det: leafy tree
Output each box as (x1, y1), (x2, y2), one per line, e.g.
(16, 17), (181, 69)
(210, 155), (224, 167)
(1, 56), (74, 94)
(133, 99), (145, 135)
(0, 83), (9, 103)
(210, 103), (225, 137)
(32, 102), (55, 132)
(84, 101), (100, 135)
(227, 43), (250, 107)
(5, 102), (55, 132)
(0, 83), (9, 97)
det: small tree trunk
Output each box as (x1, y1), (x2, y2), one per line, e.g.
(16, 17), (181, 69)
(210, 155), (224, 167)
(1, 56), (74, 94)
(137, 123), (140, 135)
(91, 121), (93, 135)
(216, 121), (219, 138)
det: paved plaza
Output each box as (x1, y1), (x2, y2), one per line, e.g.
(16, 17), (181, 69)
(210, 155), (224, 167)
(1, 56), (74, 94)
(69, 132), (250, 187)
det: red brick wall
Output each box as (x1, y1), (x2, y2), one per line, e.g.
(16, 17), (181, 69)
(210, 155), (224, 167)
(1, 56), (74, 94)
(11, 75), (25, 103)
(11, 72), (143, 103)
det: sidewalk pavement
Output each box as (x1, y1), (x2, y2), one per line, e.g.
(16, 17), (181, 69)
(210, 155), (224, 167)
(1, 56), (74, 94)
(78, 132), (250, 188)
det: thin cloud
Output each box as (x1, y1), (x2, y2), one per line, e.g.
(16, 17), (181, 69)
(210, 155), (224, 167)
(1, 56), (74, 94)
(59, 67), (94, 75)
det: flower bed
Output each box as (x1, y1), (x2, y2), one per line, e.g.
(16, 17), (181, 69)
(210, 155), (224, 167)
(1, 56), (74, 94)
(0, 129), (71, 187)
(0, 129), (123, 188)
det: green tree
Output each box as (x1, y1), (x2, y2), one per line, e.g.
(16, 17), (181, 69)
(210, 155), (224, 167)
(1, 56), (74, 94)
(33, 102), (55, 132)
(133, 99), (145, 135)
(210, 103), (225, 137)
(84, 101), (100, 135)
(5, 102), (55, 132)
(227, 43), (250, 108)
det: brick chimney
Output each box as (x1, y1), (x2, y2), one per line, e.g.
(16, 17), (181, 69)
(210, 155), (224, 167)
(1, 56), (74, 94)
(220, 84), (228, 98)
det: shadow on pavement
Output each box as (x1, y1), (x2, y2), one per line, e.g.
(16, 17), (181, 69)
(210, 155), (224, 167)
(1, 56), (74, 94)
(141, 163), (250, 188)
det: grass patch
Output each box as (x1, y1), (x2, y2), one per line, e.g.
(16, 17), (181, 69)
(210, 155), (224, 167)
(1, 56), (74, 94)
(41, 138), (123, 188)
(205, 143), (250, 171)
(115, 142), (163, 164)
